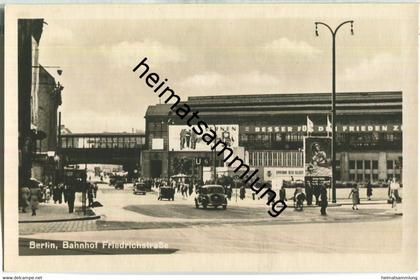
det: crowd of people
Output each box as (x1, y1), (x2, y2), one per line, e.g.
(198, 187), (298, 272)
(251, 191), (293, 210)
(20, 172), (402, 217)
(19, 178), (99, 216)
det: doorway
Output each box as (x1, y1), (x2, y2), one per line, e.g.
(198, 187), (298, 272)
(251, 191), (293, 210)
(150, 160), (162, 178)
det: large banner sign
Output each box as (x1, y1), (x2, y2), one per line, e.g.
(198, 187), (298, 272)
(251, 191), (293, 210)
(169, 125), (239, 151)
(304, 137), (332, 177)
(241, 124), (402, 133)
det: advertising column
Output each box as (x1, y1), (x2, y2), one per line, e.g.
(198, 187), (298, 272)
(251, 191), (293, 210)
(304, 137), (332, 188)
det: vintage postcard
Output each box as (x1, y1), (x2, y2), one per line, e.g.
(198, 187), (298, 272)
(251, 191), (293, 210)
(3, 4), (418, 273)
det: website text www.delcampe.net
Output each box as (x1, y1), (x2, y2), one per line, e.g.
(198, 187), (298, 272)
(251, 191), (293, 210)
(133, 57), (287, 217)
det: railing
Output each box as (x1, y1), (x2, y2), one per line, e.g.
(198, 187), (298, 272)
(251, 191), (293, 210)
(60, 135), (145, 149)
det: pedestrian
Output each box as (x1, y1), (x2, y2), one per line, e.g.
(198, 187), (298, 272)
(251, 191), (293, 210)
(181, 183), (187, 199)
(87, 183), (94, 207)
(240, 185), (246, 200)
(279, 185), (287, 202)
(320, 187), (328, 216)
(313, 184), (321, 205)
(267, 189), (275, 205)
(93, 183), (98, 198)
(226, 185), (232, 201)
(45, 185), (51, 203)
(366, 181), (373, 201)
(20, 186), (30, 213)
(29, 183), (42, 216)
(390, 189), (397, 209)
(305, 181), (313, 205)
(348, 185), (359, 210)
(293, 187), (305, 211)
(63, 184), (69, 203)
(66, 185), (76, 214)
(189, 183), (194, 196)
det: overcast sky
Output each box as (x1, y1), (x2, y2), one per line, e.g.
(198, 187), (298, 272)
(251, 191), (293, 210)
(37, 5), (415, 133)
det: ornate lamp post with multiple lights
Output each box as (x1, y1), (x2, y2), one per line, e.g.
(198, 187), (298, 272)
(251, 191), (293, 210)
(315, 20), (354, 203)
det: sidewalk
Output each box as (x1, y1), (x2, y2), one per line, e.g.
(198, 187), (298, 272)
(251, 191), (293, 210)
(19, 202), (100, 223)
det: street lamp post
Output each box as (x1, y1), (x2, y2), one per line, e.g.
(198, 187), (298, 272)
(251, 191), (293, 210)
(213, 124), (217, 184)
(315, 20), (354, 203)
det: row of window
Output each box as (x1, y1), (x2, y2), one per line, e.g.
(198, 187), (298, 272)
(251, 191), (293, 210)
(349, 160), (378, 170)
(240, 133), (305, 143)
(348, 159), (401, 182)
(239, 132), (402, 150)
(348, 159), (401, 170)
(241, 132), (401, 143)
(249, 151), (303, 167)
(60, 136), (145, 149)
(348, 173), (401, 182)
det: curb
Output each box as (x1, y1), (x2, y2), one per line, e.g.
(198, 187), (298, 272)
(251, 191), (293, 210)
(19, 215), (101, 224)
(19, 208), (101, 224)
(302, 201), (387, 208)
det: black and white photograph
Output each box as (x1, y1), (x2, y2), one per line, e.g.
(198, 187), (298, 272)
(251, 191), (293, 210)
(3, 3), (418, 275)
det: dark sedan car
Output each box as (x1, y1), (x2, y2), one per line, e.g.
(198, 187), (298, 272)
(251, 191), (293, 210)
(195, 185), (227, 210)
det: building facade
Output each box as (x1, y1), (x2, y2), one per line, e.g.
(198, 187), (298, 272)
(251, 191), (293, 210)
(18, 19), (64, 187)
(18, 19), (44, 188)
(143, 91), (402, 185)
(31, 65), (63, 184)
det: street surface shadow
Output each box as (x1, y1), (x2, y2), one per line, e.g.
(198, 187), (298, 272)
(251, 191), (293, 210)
(124, 204), (268, 219)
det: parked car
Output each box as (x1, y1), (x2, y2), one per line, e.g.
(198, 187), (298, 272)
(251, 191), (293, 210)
(115, 179), (124, 190)
(158, 186), (175, 201)
(133, 182), (147, 195)
(195, 185), (227, 210)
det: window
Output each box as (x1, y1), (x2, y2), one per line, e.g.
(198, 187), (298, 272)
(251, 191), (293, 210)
(118, 137), (124, 148)
(372, 160), (378, 169)
(385, 133), (394, 142)
(264, 152), (269, 166)
(273, 152), (278, 166)
(393, 132), (402, 142)
(349, 160), (355, 169)
(268, 152), (272, 166)
(349, 174), (355, 181)
(372, 173), (378, 181)
(275, 133), (282, 142)
(336, 133), (345, 144)
(297, 153), (303, 167)
(387, 160), (394, 170)
(364, 160), (371, 169)
(113, 137), (119, 148)
(357, 174), (363, 182)
(356, 160), (363, 170)
(101, 137), (107, 148)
